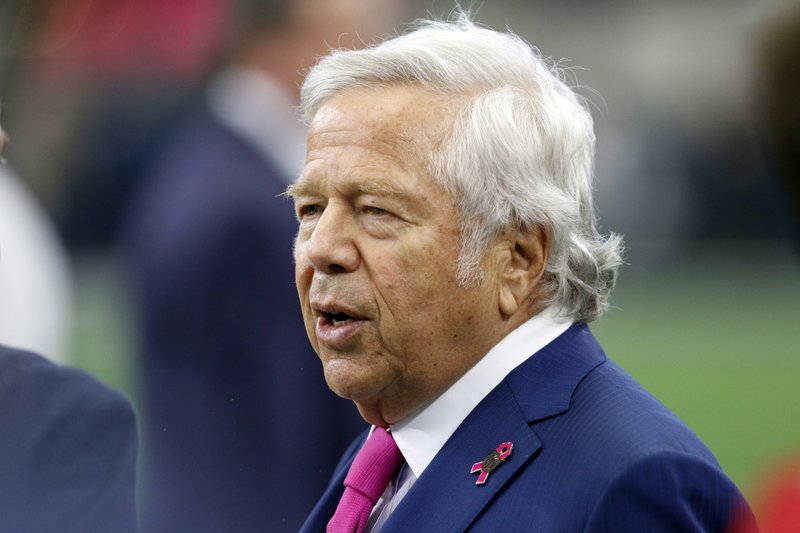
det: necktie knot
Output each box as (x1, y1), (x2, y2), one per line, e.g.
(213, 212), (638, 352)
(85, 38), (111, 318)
(328, 427), (404, 533)
(344, 427), (404, 502)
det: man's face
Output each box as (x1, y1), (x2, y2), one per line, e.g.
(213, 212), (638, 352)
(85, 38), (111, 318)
(291, 86), (505, 426)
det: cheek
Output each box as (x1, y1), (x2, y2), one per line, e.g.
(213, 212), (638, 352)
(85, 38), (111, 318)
(294, 249), (312, 287)
(374, 243), (460, 325)
(293, 254), (315, 329)
(412, 241), (461, 292)
(293, 238), (306, 267)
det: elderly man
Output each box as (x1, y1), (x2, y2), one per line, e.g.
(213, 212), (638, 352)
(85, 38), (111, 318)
(289, 15), (755, 533)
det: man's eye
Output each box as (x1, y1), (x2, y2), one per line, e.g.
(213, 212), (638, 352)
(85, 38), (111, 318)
(298, 204), (322, 218)
(363, 206), (389, 216)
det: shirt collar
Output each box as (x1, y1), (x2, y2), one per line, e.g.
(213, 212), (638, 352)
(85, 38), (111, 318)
(207, 66), (307, 183)
(390, 308), (572, 478)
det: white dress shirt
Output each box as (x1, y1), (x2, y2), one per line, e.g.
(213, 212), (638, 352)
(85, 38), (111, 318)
(365, 308), (572, 531)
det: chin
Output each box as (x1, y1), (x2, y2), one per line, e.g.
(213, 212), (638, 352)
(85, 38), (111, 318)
(355, 403), (391, 427)
(324, 359), (388, 403)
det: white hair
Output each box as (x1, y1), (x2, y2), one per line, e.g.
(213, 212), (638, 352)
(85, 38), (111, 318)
(300, 13), (624, 323)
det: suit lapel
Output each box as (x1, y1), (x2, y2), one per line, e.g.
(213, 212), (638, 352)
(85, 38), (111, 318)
(381, 324), (605, 532)
(381, 381), (541, 533)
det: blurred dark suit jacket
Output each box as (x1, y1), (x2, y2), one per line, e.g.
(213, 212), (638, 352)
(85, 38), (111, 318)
(302, 324), (756, 532)
(125, 105), (365, 532)
(0, 344), (138, 532)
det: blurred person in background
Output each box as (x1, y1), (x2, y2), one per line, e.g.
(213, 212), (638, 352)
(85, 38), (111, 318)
(124, 1), (407, 531)
(742, 5), (800, 532)
(0, 342), (139, 532)
(760, 2), (800, 250)
(0, 122), (73, 363)
(1, 0), (232, 250)
(0, 125), (138, 532)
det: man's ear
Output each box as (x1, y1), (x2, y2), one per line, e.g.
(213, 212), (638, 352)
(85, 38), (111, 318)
(497, 225), (549, 317)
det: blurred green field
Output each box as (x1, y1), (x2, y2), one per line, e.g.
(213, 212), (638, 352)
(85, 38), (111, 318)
(71, 242), (800, 503)
(592, 242), (800, 497)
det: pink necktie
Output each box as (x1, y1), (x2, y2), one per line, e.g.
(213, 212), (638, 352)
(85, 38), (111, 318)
(327, 427), (404, 533)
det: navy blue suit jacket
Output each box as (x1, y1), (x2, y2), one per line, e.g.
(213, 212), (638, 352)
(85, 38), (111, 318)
(0, 344), (138, 532)
(125, 106), (365, 532)
(301, 324), (756, 532)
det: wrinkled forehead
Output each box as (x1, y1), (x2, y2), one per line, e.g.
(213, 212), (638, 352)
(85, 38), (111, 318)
(307, 84), (461, 162)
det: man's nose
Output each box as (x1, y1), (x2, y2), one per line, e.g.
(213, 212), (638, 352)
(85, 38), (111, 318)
(305, 206), (360, 274)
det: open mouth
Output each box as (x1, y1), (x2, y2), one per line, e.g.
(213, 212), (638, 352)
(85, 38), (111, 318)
(327, 311), (355, 326)
(313, 304), (365, 345)
(311, 299), (369, 342)
(313, 303), (363, 327)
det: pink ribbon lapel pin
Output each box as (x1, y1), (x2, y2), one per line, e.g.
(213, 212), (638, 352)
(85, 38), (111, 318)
(470, 442), (513, 485)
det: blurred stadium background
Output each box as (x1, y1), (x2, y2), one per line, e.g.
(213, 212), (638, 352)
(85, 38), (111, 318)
(1, 0), (798, 518)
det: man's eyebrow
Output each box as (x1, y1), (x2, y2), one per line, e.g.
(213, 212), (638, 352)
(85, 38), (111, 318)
(352, 182), (407, 198)
(284, 180), (409, 199)
(284, 180), (313, 199)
